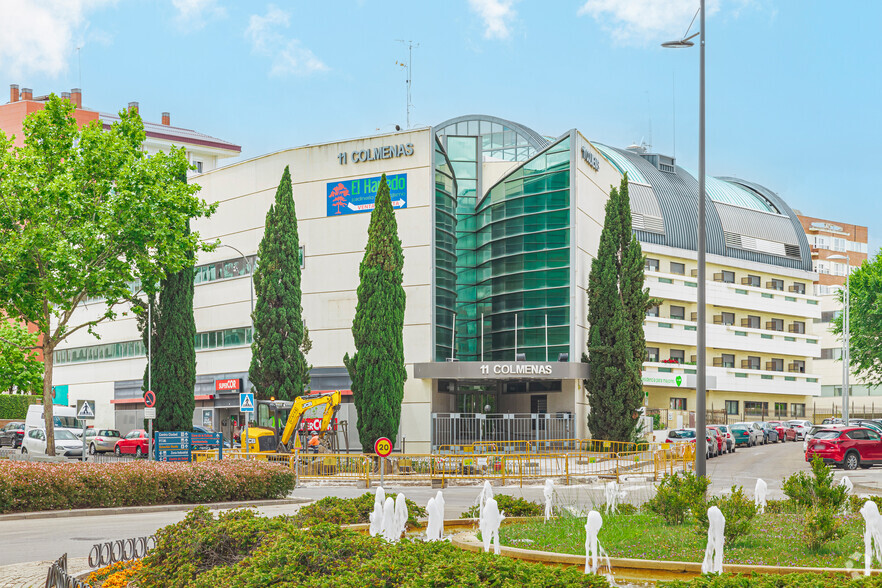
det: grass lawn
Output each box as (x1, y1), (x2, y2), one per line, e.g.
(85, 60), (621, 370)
(499, 512), (867, 568)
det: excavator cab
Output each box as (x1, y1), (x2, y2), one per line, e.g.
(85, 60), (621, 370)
(244, 391), (342, 454)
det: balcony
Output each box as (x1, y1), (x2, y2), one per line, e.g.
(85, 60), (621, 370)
(765, 361), (785, 372)
(788, 363), (806, 373)
(641, 363), (821, 396)
(765, 321), (784, 332)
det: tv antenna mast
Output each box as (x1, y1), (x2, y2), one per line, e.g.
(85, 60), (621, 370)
(396, 40), (419, 128)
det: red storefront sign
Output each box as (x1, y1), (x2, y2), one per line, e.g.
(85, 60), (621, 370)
(215, 379), (241, 392)
(300, 418), (339, 432)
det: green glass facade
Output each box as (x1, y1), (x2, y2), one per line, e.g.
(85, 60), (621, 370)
(433, 138), (458, 361)
(475, 136), (571, 361)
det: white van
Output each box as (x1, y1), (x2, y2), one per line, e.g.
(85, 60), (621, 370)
(25, 405), (83, 437)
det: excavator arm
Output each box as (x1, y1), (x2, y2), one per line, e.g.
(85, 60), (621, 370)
(278, 390), (342, 451)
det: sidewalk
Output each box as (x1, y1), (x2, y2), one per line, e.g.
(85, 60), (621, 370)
(0, 557), (88, 588)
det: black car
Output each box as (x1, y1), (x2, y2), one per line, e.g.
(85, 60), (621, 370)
(0, 422), (25, 449)
(752, 421), (779, 444)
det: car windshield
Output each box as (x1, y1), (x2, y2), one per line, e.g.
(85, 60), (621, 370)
(54, 416), (80, 428)
(55, 430), (78, 441)
(717, 426), (729, 433)
(669, 430), (695, 439)
(730, 427), (747, 433)
(102, 430), (120, 437)
(813, 430), (842, 440)
(126, 431), (142, 439)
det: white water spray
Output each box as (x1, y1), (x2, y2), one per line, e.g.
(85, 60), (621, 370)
(841, 476), (854, 494)
(381, 497), (397, 542)
(426, 491), (445, 542)
(701, 506), (725, 575)
(754, 479), (767, 514)
(544, 479), (554, 522)
(605, 481), (620, 514)
(860, 500), (882, 576)
(584, 510), (611, 575)
(434, 490), (445, 538)
(480, 495), (505, 554)
(369, 487), (386, 537)
(393, 493), (408, 539)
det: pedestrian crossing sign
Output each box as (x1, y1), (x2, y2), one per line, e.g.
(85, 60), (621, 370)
(240, 392), (255, 413)
(76, 399), (96, 420)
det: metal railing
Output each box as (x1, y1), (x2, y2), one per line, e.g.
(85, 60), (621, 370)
(432, 412), (575, 450)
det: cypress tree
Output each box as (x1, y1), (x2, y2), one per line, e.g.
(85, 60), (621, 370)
(585, 176), (653, 442)
(344, 174), (406, 452)
(153, 244), (197, 432)
(250, 166), (308, 401)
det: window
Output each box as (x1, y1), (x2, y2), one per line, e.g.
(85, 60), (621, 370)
(745, 356), (761, 370)
(790, 283), (805, 294)
(791, 403), (805, 418)
(721, 271), (735, 283)
(774, 402), (787, 417)
(820, 348), (842, 360)
(646, 347), (659, 362)
(669, 349), (685, 363)
(767, 318), (784, 332)
(670, 398), (687, 410)
(194, 160), (203, 173)
(818, 310), (840, 323)
(770, 279), (784, 291)
(832, 237), (847, 252)
(646, 305), (659, 318)
(645, 258), (659, 272)
(725, 400), (739, 415)
(744, 401), (768, 418)
(721, 312), (734, 326)
(789, 360), (806, 373)
(744, 315), (760, 329)
(670, 305), (685, 320)
(722, 354), (734, 368)
(744, 275), (760, 287)
(768, 358), (784, 372)
(299, 246), (305, 268)
(670, 262), (685, 275)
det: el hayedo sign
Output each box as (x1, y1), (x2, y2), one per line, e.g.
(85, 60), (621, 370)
(327, 174), (407, 216)
(337, 143), (414, 165)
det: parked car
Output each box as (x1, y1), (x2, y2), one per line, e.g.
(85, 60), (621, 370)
(115, 429), (149, 457)
(753, 422), (779, 444)
(707, 428), (724, 456)
(787, 420), (813, 440)
(664, 428), (716, 458)
(84, 429), (121, 454)
(0, 421), (25, 448)
(767, 420), (797, 442)
(805, 426), (882, 470)
(734, 422), (764, 446)
(822, 417), (844, 425)
(729, 425), (752, 447)
(709, 424), (735, 452)
(21, 428), (83, 458)
(850, 420), (882, 435)
(804, 424), (848, 452)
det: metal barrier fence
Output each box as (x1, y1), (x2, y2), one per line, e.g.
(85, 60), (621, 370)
(192, 440), (695, 487)
(431, 413), (575, 451)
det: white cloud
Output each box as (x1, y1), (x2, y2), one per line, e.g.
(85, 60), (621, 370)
(0, 0), (114, 78)
(172, 0), (226, 31)
(245, 5), (327, 76)
(468, 0), (517, 40)
(578, 0), (721, 45)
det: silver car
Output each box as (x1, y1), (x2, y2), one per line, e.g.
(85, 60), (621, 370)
(733, 422), (764, 446)
(84, 428), (122, 454)
(787, 420), (812, 440)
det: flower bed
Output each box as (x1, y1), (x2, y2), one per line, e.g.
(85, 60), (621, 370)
(292, 492), (426, 528)
(0, 459), (296, 513)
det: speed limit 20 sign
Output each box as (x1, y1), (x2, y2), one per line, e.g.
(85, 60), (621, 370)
(374, 437), (393, 457)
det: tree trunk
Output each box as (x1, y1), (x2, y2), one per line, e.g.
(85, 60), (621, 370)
(42, 343), (55, 456)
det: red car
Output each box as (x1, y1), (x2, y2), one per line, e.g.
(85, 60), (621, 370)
(707, 426), (726, 455)
(768, 420), (797, 442)
(115, 429), (149, 457)
(805, 427), (882, 470)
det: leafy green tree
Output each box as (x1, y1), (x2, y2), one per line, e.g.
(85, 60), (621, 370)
(0, 321), (42, 394)
(250, 166), (309, 401)
(832, 249), (882, 387)
(584, 175), (654, 442)
(0, 96), (214, 454)
(344, 174), (406, 452)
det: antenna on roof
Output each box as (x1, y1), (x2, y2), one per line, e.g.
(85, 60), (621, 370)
(646, 91), (653, 152)
(395, 40), (419, 129)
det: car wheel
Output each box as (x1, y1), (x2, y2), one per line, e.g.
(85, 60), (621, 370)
(136, 446), (143, 458)
(844, 452), (860, 471)
(21, 447), (27, 455)
(89, 444), (97, 455)
(114, 445), (121, 456)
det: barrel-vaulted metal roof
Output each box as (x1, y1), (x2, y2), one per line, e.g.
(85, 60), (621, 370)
(596, 145), (812, 271)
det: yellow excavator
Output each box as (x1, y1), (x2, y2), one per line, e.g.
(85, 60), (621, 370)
(244, 390), (342, 454)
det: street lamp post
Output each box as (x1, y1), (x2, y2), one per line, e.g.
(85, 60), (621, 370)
(217, 244), (255, 453)
(663, 0), (706, 477)
(828, 254), (850, 424)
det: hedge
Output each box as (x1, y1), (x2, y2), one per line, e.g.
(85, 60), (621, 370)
(0, 394), (41, 419)
(0, 459), (296, 513)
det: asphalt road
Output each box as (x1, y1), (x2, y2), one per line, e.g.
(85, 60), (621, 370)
(4, 440), (882, 567)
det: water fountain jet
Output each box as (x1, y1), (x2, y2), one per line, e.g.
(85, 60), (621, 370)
(544, 479), (554, 522)
(860, 500), (882, 576)
(701, 506), (725, 575)
(480, 495), (505, 554)
(584, 510), (611, 575)
(369, 487), (386, 536)
(754, 479), (767, 514)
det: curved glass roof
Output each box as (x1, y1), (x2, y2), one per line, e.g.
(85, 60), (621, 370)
(594, 143), (650, 185)
(434, 115), (548, 163)
(707, 176), (778, 213)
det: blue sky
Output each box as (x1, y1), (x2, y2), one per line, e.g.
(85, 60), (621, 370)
(1, 0), (879, 254)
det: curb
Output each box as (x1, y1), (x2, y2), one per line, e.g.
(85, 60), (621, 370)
(0, 497), (312, 522)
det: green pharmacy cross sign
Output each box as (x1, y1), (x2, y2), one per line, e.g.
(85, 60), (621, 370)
(675, 375), (682, 387)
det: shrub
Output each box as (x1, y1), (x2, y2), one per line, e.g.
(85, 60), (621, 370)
(804, 506), (843, 552)
(848, 494), (882, 515)
(137, 514), (613, 587)
(782, 455), (847, 511)
(663, 572), (874, 587)
(0, 459), (296, 513)
(764, 498), (802, 514)
(646, 471), (710, 525)
(292, 492), (426, 528)
(692, 486), (758, 547)
(461, 494), (544, 518)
